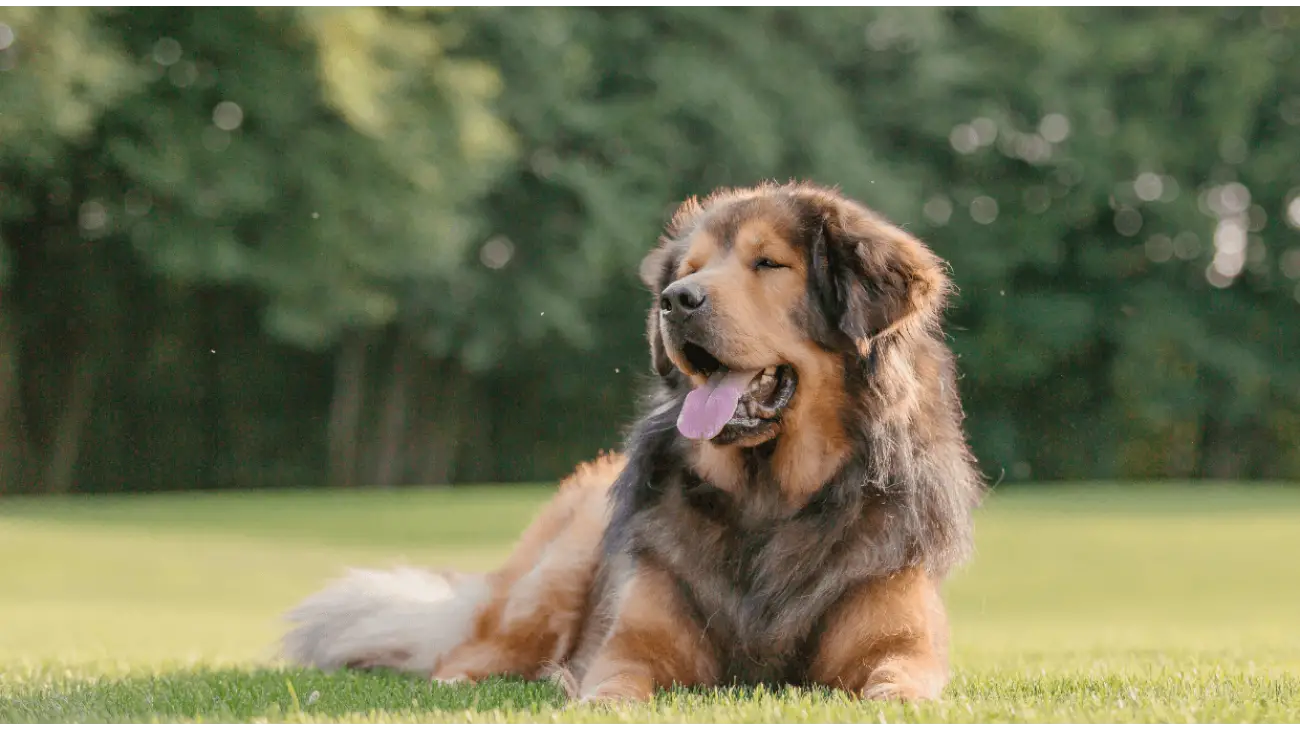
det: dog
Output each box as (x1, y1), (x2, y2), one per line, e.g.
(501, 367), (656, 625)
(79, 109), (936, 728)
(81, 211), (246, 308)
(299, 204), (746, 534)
(282, 181), (985, 703)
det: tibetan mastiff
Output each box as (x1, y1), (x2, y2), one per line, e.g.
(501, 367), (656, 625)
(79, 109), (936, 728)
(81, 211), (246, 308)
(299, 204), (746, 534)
(283, 181), (985, 703)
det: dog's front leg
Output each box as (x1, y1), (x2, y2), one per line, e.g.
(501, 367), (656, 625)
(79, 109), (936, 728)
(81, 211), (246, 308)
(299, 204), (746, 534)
(578, 563), (718, 703)
(807, 566), (951, 702)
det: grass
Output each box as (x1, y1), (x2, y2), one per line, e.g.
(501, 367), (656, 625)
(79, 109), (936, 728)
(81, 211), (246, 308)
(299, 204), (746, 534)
(1, 482), (1298, 722)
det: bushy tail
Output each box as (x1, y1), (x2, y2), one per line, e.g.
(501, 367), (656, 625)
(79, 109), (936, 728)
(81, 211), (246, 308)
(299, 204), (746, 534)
(281, 566), (489, 674)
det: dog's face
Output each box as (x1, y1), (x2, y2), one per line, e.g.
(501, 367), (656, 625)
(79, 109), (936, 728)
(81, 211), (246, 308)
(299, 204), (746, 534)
(642, 183), (949, 448)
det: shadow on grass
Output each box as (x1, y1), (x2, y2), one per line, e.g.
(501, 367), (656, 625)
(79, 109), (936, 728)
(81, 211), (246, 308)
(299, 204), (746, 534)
(0, 665), (842, 723)
(5, 664), (1298, 722)
(0, 667), (567, 723)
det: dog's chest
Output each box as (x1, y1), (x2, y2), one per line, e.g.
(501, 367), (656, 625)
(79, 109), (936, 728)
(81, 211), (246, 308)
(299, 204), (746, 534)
(640, 481), (862, 686)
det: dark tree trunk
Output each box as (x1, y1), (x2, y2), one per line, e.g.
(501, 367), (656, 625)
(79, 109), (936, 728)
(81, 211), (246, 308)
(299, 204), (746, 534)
(0, 305), (30, 494)
(42, 342), (99, 493)
(372, 331), (413, 486)
(199, 287), (224, 488)
(408, 359), (469, 486)
(1196, 409), (1246, 480)
(328, 330), (369, 487)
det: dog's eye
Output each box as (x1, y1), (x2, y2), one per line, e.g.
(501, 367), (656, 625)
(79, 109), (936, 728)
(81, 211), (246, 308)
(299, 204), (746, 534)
(754, 258), (787, 271)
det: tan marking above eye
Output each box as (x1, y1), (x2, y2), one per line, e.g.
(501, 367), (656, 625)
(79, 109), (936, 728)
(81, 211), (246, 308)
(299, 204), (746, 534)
(679, 232), (723, 276)
(753, 256), (789, 271)
(676, 257), (701, 278)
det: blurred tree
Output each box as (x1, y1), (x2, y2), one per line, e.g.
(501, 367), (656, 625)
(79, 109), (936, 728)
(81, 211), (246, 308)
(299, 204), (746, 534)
(875, 8), (1300, 481)
(0, 8), (143, 493)
(2, 8), (1298, 493)
(449, 8), (928, 478)
(1, 8), (513, 491)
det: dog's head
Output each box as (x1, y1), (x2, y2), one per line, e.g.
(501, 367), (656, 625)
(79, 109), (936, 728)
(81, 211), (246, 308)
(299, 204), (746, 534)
(641, 182), (951, 448)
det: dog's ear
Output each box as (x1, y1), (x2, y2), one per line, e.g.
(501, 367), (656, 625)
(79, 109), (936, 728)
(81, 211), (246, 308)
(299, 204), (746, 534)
(639, 244), (676, 377)
(807, 193), (950, 357)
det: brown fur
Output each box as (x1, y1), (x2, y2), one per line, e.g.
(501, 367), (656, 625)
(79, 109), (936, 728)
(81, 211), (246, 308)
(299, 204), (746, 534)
(577, 562), (720, 700)
(808, 566), (950, 700)
(430, 452), (624, 682)
(374, 182), (981, 702)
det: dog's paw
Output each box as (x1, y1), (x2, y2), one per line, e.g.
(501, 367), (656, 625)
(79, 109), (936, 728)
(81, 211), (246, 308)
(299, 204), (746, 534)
(577, 692), (642, 706)
(541, 665), (581, 699)
(859, 666), (941, 703)
(860, 680), (922, 702)
(577, 677), (654, 704)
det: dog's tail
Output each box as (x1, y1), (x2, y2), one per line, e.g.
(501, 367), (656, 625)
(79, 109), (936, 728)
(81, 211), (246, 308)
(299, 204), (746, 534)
(281, 566), (490, 674)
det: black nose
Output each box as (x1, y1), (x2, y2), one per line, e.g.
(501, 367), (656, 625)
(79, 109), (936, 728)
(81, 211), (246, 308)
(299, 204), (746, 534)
(660, 281), (707, 320)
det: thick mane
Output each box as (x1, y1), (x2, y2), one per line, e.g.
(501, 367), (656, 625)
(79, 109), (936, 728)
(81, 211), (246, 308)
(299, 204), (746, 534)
(843, 334), (984, 577)
(617, 181), (983, 580)
(602, 387), (686, 556)
(608, 327), (981, 581)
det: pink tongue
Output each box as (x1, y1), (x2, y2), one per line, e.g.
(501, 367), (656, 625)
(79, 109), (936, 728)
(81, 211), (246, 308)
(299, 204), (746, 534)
(677, 369), (760, 440)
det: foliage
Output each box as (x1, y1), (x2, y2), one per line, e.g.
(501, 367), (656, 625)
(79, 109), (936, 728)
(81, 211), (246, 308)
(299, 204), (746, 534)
(1, 8), (1299, 491)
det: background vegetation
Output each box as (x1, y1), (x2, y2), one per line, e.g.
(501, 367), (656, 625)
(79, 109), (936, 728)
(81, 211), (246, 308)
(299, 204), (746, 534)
(4, 12), (1296, 720)
(3, 8), (1300, 494)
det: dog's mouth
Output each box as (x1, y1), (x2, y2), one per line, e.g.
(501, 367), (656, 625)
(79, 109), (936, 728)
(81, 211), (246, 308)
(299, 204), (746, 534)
(676, 342), (797, 443)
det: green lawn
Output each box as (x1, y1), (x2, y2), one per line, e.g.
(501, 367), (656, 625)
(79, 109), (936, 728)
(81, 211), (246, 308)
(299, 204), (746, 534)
(1, 482), (1298, 722)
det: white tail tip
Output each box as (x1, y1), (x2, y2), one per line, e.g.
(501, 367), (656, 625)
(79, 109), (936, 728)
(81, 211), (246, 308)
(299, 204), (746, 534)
(281, 566), (488, 675)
